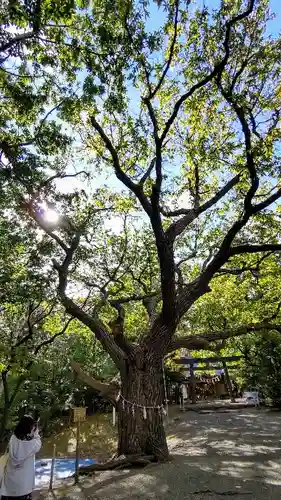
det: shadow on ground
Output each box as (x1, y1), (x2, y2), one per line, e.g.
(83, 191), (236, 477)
(38, 408), (281, 500)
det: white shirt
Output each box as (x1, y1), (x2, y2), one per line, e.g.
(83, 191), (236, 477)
(1, 430), (41, 496)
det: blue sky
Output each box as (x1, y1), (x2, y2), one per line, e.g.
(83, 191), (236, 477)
(147, 0), (281, 35)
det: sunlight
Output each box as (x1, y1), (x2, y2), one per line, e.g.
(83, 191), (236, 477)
(39, 202), (59, 225)
(44, 208), (59, 224)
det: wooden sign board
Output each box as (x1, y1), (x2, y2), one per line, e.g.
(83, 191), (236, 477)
(72, 407), (86, 423)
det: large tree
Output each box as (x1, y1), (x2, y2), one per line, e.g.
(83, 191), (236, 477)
(2, 0), (281, 461)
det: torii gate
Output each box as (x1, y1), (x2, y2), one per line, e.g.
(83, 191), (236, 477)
(175, 355), (243, 404)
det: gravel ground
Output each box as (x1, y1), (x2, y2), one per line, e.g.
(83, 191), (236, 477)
(37, 408), (281, 500)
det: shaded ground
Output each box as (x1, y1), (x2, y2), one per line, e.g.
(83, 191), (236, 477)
(38, 402), (252, 462)
(38, 407), (281, 499)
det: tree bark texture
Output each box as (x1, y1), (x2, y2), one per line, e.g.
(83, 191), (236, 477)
(118, 356), (169, 461)
(0, 403), (9, 441)
(0, 372), (10, 441)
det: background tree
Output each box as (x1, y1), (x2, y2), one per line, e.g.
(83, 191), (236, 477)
(0, 323), (116, 442)
(237, 332), (281, 407)
(0, 299), (74, 439)
(1, 0), (281, 463)
(180, 249), (281, 402)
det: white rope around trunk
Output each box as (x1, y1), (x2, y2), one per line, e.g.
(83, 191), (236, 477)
(118, 394), (166, 419)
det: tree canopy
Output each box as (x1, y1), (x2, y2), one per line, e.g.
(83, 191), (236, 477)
(1, 0), (281, 460)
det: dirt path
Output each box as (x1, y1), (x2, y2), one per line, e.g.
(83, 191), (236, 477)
(37, 408), (281, 499)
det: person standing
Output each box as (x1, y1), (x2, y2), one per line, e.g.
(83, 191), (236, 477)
(1, 415), (41, 500)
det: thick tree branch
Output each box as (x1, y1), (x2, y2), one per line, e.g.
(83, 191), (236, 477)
(175, 253), (197, 292)
(8, 376), (26, 407)
(215, 252), (273, 277)
(167, 322), (281, 353)
(12, 303), (40, 351)
(186, 43), (280, 292)
(39, 171), (89, 190)
(26, 198), (127, 371)
(124, 9), (152, 95)
(165, 174), (240, 242)
(217, 91), (258, 213)
(1, 371), (9, 407)
(53, 235), (126, 371)
(0, 31), (36, 54)
(5, 301), (51, 373)
(107, 300), (135, 358)
(22, 100), (66, 148)
(90, 118), (177, 327)
(0, 0), (42, 54)
(174, 100), (278, 328)
(229, 244), (281, 257)
(139, 157), (155, 186)
(23, 200), (69, 251)
(160, 0), (256, 144)
(1, 311), (73, 413)
(144, 151), (176, 328)
(110, 293), (158, 305)
(144, 99), (159, 142)
(148, 0), (181, 99)
(252, 187), (281, 213)
(90, 115), (152, 216)
(32, 317), (74, 355)
(71, 361), (118, 405)
(142, 295), (160, 326)
(198, 189), (281, 287)
(144, 140), (175, 326)
(176, 241), (281, 323)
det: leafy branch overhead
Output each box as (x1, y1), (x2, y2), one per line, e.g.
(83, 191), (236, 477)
(1, 1), (281, 370)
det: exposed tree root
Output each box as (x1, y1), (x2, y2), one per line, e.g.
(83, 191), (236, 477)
(79, 454), (157, 474)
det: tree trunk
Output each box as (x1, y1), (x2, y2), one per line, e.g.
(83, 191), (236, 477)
(118, 356), (169, 461)
(0, 372), (10, 441)
(0, 402), (9, 441)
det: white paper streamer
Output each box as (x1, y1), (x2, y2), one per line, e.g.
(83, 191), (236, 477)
(118, 395), (166, 418)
